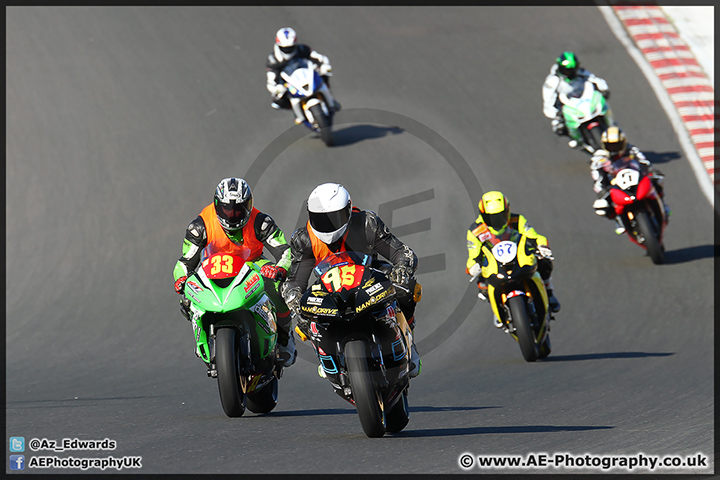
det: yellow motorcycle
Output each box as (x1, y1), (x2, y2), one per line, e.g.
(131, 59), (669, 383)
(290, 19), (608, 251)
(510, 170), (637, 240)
(471, 227), (552, 362)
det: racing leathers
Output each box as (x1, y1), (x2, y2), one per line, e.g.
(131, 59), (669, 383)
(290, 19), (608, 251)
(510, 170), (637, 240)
(172, 205), (296, 365)
(590, 147), (669, 232)
(542, 64), (610, 138)
(266, 44), (340, 122)
(280, 207), (422, 376)
(466, 213), (560, 316)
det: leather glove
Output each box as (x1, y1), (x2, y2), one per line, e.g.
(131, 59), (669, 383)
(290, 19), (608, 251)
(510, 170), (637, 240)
(537, 244), (554, 260)
(174, 275), (188, 295)
(271, 83), (287, 98)
(468, 263), (481, 278)
(260, 264), (287, 281)
(319, 63), (332, 76)
(284, 289), (302, 317)
(389, 264), (413, 286)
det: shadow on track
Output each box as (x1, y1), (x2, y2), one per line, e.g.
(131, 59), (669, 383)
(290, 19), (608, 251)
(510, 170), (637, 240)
(258, 407), (357, 418)
(331, 124), (404, 147)
(662, 244), (718, 264)
(390, 424), (614, 438)
(642, 150), (682, 165)
(542, 352), (674, 362)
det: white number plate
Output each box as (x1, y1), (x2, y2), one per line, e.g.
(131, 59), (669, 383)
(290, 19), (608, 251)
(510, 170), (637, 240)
(492, 241), (517, 263)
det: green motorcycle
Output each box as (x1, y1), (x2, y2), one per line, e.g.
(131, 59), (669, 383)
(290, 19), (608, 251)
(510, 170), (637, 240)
(559, 79), (614, 154)
(184, 241), (283, 417)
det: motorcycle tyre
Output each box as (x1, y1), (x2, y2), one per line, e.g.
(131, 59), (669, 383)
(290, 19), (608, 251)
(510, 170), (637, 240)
(385, 390), (410, 434)
(345, 339), (386, 438)
(635, 210), (665, 264)
(508, 296), (539, 362)
(309, 104), (334, 147)
(584, 123), (605, 152)
(246, 377), (279, 414)
(216, 327), (246, 417)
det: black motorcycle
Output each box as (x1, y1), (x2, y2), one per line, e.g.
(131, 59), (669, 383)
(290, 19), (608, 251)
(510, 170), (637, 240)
(295, 251), (412, 438)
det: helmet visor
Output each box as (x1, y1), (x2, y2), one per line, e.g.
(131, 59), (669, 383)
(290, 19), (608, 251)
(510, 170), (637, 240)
(559, 65), (577, 80)
(217, 200), (251, 229)
(484, 211), (509, 231)
(309, 205), (351, 234)
(605, 141), (626, 155)
(279, 45), (296, 55)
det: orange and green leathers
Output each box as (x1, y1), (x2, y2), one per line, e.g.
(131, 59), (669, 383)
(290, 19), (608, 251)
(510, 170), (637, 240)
(173, 204), (292, 317)
(466, 212), (548, 274)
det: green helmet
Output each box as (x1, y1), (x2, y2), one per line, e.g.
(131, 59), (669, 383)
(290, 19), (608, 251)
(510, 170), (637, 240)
(557, 51), (580, 81)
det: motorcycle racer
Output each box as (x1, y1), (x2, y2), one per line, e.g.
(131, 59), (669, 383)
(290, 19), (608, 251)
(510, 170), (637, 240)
(466, 191), (561, 327)
(542, 51), (610, 149)
(266, 27), (341, 124)
(173, 177), (297, 368)
(590, 126), (670, 234)
(280, 183), (422, 378)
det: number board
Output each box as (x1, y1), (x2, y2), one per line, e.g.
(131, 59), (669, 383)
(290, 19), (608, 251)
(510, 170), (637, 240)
(201, 253), (245, 279)
(321, 264), (364, 292)
(492, 241), (518, 264)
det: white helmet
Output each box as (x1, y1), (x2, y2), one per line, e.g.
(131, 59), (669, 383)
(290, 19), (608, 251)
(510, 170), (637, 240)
(307, 183), (352, 244)
(274, 27), (298, 61)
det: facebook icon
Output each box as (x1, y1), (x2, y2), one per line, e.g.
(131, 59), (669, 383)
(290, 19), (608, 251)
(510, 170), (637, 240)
(10, 455), (25, 470)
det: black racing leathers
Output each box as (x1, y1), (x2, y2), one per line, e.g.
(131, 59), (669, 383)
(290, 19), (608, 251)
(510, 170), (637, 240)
(281, 209), (419, 321)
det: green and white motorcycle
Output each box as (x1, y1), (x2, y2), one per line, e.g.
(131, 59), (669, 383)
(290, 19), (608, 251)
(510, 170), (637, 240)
(559, 79), (614, 154)
(184, 241), (283, 417)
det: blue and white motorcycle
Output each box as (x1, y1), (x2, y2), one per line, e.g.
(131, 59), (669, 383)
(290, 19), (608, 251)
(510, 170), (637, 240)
(280, 57), (336, 146)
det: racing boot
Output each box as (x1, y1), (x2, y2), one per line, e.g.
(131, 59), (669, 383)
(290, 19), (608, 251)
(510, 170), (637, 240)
(179, 297), (192, 321)
(409, 341), (421, 378)
(544, 278), (561, 313)
(290, 100), (307, 126)
(276, 312), (297, 367)
(614, 217), (625, 235)
(406, 318), (421, 378)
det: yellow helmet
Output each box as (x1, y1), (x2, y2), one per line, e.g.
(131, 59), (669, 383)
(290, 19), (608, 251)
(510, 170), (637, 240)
(478, 191), (510, 232)
(601, 126), (628, 156)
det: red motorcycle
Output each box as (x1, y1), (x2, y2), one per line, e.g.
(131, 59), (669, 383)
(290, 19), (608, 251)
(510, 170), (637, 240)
(596, 157), (668, 264)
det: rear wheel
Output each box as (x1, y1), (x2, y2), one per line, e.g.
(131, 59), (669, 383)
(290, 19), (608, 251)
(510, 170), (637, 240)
(538, 335), (552, 360)
(216, 328), (246, 417)
(309, 104), (333, 146)
(385, 390), (409, 433)
(345, 340), (385, 438)
(508, 296), (539, 362)
(246, 377), (279, 414)
(584, 123), (605, 152)
(635, 210), (665, 264)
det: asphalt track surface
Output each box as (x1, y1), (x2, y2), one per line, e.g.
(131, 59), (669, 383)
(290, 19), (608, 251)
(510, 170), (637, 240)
(5, 6), (715, 476)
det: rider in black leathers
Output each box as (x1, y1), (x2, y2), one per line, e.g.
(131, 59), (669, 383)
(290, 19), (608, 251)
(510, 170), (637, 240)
(280, 183), (421, 377)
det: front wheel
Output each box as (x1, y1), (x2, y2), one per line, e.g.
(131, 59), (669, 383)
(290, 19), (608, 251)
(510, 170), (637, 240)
(345, 340), (385, 438)
(635, 210), (665, 264)
(216, 328), (246, 417)
(508, 296), (539, 362)
(309, 104), (333, 146)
